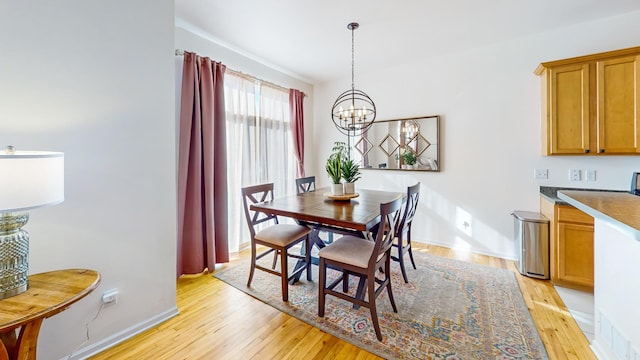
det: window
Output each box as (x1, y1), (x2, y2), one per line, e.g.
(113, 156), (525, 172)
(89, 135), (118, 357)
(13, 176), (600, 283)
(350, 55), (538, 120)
(225, 73), (296, 252)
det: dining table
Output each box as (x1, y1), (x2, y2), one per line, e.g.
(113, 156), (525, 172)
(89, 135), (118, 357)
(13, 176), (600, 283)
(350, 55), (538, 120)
(251, 187), (404, 241)
(250, 187), (405, 287)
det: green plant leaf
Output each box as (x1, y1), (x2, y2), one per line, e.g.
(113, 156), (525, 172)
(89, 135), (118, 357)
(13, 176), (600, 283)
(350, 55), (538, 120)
(341, 158), (361, 183)
(325, 155), (342, 184)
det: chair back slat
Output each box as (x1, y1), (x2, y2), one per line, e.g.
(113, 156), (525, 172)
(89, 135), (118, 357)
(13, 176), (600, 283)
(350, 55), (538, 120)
(396, 183), (420, 237)
(295, 176), (316, 194)
(370, 197), (403, 267)
(241, 183), (278, 237)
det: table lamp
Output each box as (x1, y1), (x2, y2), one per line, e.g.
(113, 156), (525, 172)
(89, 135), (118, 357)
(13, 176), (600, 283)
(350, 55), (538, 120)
(0, 146), (64, 299)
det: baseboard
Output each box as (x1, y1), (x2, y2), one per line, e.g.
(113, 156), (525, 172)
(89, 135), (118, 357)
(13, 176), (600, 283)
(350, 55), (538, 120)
(62, 306), (180, 360)
(591, 338), (616, 360)
(415, 239), (518, 261)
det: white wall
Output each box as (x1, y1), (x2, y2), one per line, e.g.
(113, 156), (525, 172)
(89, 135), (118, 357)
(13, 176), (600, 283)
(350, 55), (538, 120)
(313, 11), (640, 259)
(0, 2), (177, 359)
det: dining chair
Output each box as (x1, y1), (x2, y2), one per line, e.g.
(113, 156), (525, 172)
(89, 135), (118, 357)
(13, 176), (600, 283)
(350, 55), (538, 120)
(295, 176), (333, 244)
(241, 183), (312, 302)
(295, 176), (316, 194)
(317, 197), (402, 341)
(393, 182), (420, 283)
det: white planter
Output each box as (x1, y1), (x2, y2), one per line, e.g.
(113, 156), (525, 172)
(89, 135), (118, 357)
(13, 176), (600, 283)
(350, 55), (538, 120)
(331, 183), (344, 196)
(344, 182), (355, 194)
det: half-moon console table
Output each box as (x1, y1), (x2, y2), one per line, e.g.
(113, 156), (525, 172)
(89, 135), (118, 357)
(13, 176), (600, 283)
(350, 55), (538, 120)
(0, 269), (101, 360)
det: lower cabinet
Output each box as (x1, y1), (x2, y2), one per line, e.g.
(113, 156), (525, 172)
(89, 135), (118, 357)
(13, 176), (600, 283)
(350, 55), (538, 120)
(540, 197), (594, 291)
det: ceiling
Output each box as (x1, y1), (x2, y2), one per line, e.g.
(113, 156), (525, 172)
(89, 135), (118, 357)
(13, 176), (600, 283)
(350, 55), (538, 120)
(175, 0), (640, 84)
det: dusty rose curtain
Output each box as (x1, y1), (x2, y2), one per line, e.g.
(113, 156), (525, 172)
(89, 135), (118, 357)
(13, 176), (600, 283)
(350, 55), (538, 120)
(177, 52), (229, 276)
(289, 89), (305, 178)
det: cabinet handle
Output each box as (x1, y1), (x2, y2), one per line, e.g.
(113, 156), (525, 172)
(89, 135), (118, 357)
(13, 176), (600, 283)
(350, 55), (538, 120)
(598, 149), (605, 153)
(584, 149), (590, 153)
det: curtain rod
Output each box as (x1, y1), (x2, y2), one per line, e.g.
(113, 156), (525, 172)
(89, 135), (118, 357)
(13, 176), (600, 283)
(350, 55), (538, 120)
(175, 49), (306, 97)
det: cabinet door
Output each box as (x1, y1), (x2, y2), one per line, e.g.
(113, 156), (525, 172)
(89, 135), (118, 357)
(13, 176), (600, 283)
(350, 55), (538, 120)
(549, 64), (590, 154)
(596, 55), (640, 154)
(556, 222), (594, 289)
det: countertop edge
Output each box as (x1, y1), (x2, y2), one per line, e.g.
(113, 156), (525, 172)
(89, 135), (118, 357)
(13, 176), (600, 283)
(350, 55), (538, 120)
(558, 191), (640, 241)
(540, 186), (627, 205)
(540, 192), (569, 206)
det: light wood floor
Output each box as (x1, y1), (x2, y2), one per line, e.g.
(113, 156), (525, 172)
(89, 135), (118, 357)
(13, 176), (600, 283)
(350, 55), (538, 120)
(89, 243), (595, 359)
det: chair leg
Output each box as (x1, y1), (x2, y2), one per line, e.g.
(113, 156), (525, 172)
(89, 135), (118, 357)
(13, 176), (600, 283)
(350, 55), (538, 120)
(318, 258), (326, 317)
(397, 237), (409, 283)
(305, 235), (312, 281)
(280, 248), (289, 302)
(368, 273), (383, 341)
(353, 276), (367, 310)
(385, 256), (398, 313)
(342, 271), (349, 292)
(247, 245), (257, 287)
(272, 249), (279, 269)
(407, 233), (417, 270)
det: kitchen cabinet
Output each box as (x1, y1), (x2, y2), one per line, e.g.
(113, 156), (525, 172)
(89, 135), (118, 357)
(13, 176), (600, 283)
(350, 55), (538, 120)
(535, 46), (640, 155)
(540, 196), (594, 291)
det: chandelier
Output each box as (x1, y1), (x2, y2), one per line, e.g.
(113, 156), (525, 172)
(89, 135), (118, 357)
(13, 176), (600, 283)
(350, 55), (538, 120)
(331, 22), (376, 136)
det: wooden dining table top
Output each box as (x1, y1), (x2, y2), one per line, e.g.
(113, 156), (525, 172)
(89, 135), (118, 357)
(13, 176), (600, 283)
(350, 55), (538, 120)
(250, 187), (404, 232)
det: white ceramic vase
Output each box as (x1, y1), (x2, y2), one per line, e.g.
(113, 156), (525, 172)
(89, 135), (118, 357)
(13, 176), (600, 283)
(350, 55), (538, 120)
(331, 183), (344, 196)
(344, 182), (355, 194)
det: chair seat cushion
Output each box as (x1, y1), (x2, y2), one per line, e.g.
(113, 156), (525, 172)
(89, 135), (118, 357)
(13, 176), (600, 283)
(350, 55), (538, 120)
(318, 236), (373, 268)
(254, 224), (311, 247)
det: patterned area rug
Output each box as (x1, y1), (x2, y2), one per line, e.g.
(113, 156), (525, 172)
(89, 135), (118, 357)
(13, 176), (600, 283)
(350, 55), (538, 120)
(214, 250), (548, 359)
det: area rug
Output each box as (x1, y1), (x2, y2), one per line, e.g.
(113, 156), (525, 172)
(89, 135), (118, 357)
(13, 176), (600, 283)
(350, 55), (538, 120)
(214, 250), (548, 359)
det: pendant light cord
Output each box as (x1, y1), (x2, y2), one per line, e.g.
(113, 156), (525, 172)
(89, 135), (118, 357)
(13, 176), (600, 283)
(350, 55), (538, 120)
(351, 26), (355, 92)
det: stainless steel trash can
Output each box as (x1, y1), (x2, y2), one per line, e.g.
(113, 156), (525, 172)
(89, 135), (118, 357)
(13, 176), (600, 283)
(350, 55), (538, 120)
(512, 211), (549, 279)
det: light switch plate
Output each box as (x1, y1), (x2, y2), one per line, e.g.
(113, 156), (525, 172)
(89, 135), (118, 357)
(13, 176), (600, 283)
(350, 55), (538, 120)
(534, 168), (548, 180)
(586, 169), (596, 181)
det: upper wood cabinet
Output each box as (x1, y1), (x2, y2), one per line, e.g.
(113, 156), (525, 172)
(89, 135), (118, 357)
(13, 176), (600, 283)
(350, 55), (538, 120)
(535, 47), (640, 155)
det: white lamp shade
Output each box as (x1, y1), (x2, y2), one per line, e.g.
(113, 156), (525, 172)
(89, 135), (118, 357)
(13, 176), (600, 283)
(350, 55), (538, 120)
(0, 151), (64, 212)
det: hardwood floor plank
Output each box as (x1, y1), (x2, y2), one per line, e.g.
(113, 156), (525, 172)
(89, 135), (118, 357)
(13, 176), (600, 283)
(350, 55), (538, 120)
(89, 243), (593, 360)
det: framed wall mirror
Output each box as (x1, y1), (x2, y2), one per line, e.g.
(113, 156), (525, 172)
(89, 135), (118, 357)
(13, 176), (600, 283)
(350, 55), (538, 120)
(349, 115), (440, 172)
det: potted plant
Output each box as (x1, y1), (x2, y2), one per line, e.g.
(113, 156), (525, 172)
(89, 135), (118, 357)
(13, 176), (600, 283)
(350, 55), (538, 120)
(341, 158), (361, 194)
(325, 156), (343, 195)
(401, 149), (417, 169)
(326, 142), (348, 195)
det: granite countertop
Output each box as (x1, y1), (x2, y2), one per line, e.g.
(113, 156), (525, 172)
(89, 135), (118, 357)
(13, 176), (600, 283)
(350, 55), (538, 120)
(539, 186), (627, 205)
(558, 190), (640, 240)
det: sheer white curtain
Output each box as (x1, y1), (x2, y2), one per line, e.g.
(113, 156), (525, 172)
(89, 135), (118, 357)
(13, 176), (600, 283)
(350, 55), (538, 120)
(225, 74), (296, 253)
(259, 85), (296, 197)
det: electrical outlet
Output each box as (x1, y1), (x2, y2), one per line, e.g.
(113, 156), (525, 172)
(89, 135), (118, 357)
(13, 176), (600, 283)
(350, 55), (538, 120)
(586, 169), (596, 182)
(534, 168), (548, 180)
(569, 169), (581, 181)
(102, 289), (119, 304)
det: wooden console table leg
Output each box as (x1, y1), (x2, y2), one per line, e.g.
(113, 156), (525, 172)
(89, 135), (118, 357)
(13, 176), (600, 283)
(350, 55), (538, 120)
(14, 319), (43, 360)
(0, 330), (16, 360)
(0, 346), (8, 360)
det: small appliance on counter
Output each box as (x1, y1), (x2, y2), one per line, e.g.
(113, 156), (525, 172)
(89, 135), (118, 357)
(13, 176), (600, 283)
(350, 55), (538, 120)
(632, 172), (640, 195)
